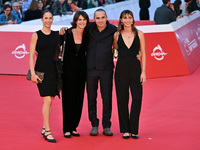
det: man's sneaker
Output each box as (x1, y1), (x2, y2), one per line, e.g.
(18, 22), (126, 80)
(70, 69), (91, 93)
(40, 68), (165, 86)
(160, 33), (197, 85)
(90, 127), (98, 136)
(103, 128), (113, 136)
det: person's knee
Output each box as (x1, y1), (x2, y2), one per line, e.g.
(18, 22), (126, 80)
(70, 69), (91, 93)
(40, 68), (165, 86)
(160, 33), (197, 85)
(43, 96), (52, 105)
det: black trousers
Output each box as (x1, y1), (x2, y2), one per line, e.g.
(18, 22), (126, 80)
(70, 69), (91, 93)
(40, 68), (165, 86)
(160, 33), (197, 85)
(115, 74), (142, 134)
(87, 69), (113, 128)
(62, 78), (85, 133)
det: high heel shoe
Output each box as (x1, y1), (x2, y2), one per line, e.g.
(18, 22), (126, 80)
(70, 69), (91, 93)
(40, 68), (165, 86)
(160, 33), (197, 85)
(131, 134), (139, 139)
(122, 133), (130, 139)
(71, 131), (80, 137)
(44, 130), (56, 143)
(41, 128), (45, 137)
(64, 132), (71, 138)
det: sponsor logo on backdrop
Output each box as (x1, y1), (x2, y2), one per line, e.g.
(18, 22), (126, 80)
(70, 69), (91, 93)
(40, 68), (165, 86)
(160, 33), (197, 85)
(151, 45), (167, 61)
(195, 24), (200, 43)
(182, 37), (198, 56)
(12, 44), (29, 59)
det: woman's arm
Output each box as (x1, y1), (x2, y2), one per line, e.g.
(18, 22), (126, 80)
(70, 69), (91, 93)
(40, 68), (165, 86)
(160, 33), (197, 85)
(138, 30), (146, 85)
(112, 31), (119, 58)
(29, 32), (41, 83)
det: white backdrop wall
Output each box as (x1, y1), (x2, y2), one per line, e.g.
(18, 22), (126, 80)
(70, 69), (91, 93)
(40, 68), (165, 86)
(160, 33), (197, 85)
(0, 0), (188, 27)
(20, 0), (164, 26)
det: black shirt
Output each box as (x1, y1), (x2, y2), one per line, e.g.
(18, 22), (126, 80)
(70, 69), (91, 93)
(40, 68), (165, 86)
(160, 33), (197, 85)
(87, 21), (117, 70)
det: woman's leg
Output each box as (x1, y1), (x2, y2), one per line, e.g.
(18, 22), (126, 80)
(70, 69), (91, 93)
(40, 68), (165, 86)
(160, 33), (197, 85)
(71, 79), (85, 133)
(42, 96), (55, 139)
(42, 97), (52, 135)
(62, 79), (73, 135)
(115, 72), (130, 133)
(129, 78), (143, 135)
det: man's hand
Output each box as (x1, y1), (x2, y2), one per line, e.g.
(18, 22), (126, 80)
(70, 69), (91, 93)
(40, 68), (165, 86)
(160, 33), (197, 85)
(59, 27), (68, 35)
(136, 52), (141, 61)
(13, 19), (17, 24)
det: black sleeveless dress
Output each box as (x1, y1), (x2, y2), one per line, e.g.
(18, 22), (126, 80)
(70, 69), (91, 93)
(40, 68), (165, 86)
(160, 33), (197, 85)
(115, 32), (143, 134)
(35, 30), (59, 97)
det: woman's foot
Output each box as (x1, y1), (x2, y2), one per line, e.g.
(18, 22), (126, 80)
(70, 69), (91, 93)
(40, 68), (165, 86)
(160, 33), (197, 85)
(44, 130), (56, 143)
(71, 131), (80, 137)
(123, 133), (130, 139)
(131, 134), (139, 139)
(41, 128), (45, 136)
(64, 132), (71, 138)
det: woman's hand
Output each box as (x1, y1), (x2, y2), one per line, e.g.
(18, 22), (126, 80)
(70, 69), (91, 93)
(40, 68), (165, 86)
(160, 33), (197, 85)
(7, 20), (14, 24)
(140, 71), (146, 85)
(31, 74), (42, 84)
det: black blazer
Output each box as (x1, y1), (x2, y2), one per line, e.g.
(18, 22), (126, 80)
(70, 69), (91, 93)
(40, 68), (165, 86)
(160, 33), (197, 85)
(62, 28), (89, 80)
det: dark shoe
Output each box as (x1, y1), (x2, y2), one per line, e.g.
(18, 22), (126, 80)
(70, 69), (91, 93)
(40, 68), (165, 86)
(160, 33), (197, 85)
(90, 127), (98, 136)
(131, 134), (139, 139)
(71, 131), (80, 137)
(103, 128), (113, 136)
(64, 132), (71, 138)
(123, 133), (130, 139)
(44, 130), (56, 143)
(41, 128), (45, 137)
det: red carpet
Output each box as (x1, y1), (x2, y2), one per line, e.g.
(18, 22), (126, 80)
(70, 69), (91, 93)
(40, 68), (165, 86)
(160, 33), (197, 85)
(1, 66), (200, 150)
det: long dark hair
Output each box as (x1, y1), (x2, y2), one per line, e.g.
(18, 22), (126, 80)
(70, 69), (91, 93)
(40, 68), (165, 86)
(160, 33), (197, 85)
(118, 10), (137, 33)
(71, 11), (89, 28)
(3, 4), (11, 20)
(173, 0), (182, 16)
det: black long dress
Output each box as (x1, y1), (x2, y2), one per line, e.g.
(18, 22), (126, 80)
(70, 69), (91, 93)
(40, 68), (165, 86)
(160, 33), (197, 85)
(35, 30), (59, 97)
(62, 28), (89, 133)
(115, 32), (143, 134)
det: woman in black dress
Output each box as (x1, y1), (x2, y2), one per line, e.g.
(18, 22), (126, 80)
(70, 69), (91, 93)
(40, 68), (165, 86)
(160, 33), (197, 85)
(29, 10), (60, 143)
(114, 10), (146, 139)
(60, 11), (89, 138)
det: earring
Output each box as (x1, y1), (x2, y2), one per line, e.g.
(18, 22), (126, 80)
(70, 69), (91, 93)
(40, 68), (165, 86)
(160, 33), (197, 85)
(121, 22), (123, 25)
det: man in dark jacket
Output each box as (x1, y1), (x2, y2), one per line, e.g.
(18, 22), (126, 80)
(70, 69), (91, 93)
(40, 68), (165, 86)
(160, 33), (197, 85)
(87, 9), (117, 136)
(154, 0), (177, 24)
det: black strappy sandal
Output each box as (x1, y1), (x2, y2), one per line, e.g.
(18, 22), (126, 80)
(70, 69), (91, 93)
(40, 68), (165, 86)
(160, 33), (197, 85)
(44, 130), (56, 143)
(41, 128), (45, 137)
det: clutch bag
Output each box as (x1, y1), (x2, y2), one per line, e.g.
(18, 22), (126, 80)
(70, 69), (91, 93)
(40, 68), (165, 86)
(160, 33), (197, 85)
(26, 69), (44, 83)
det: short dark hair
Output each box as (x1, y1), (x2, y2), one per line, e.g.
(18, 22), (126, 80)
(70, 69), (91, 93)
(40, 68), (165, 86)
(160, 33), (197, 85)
(41, 10), (53, 18)
(94, 8), (107, 18)
(3, 4), (11, 10)
(162, 0), (170, 4)
(71, 11), (89, 28)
